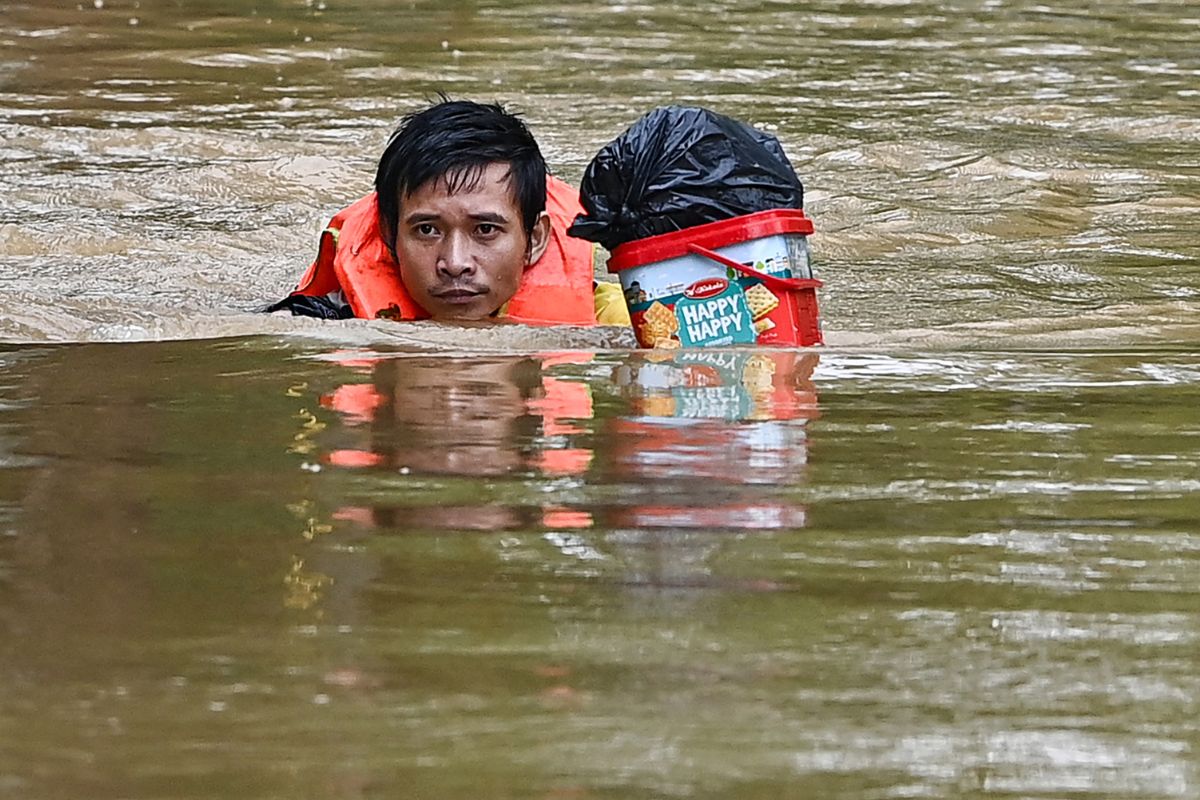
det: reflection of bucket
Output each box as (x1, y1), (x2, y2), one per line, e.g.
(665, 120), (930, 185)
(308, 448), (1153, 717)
(613, 350), (820, 422)
(607, 351), (819, 531)
(607, 210), (822, 349)
(607, 413), (812, 526)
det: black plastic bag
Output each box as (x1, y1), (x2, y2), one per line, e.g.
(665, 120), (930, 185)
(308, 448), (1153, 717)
(261, 291), (353, 320)
(567, 105), (804, 251)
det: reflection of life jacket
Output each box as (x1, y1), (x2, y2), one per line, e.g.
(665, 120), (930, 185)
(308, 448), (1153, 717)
(288, 175), (597, 326)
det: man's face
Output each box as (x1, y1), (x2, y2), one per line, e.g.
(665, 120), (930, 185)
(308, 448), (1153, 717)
(394, 162), (550, 321)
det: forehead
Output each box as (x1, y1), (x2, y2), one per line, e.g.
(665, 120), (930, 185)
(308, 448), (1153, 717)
(402, 162), (519, 215)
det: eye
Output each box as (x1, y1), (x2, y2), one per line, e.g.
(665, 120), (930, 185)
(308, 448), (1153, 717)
(476, 222), (500, 237)
(415, 223), (439, 237)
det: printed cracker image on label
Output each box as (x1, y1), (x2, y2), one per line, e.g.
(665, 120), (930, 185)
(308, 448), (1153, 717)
(637, 300), (681, 348)
(743, 282), (780, 321)
(675, 278), (756, 348)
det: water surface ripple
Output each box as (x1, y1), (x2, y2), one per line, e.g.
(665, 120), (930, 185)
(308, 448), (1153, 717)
(2, 343), (1198, 797)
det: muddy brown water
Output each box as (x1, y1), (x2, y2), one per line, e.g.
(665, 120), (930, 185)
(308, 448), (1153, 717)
(2, 1), (1199, 797)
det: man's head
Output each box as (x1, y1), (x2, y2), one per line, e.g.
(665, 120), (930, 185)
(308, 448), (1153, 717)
(375, 100), (552, 320)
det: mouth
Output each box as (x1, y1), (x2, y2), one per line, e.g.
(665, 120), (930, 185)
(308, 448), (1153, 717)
(432, 286), (487, 305)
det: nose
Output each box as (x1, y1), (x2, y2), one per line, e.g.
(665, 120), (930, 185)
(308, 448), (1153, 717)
(436, 232), (475, 279)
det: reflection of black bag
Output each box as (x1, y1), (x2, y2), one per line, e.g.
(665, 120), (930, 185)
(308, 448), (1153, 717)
(567, 105), (804, 251)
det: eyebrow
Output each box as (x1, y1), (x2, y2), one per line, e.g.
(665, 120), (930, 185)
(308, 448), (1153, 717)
(468, 212), (510, 224)
(402, 211), (512, 226)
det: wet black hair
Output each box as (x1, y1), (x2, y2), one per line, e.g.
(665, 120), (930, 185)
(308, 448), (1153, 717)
(375, 98), (548, 253)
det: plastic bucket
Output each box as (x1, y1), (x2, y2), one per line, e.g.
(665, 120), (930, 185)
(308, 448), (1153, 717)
(607, 209), (822, 349)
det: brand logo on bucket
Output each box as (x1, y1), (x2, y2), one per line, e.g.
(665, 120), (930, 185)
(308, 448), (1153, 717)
(684, 278), (728, 300)
(676, 281), (756, 348)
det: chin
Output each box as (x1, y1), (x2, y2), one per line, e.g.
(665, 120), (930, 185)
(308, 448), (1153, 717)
(432, 303), (499, 322)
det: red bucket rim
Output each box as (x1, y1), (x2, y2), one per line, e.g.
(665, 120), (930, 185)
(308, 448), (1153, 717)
(606, 209), (813, 273)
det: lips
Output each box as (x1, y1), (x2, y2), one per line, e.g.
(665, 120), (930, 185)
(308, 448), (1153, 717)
(432, 285), (487, 304)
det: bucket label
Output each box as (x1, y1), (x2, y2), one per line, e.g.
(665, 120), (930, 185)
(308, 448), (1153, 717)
(675, 279), (756, 347)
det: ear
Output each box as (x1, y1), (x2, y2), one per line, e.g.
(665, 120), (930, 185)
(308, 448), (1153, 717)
(378, 207), (397, 261)
(524, 211), (552, 267)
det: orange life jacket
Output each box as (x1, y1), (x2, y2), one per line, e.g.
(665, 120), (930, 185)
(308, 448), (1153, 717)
(289, 175), (596, 326)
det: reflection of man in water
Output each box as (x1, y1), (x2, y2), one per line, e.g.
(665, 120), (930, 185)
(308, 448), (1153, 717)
(375, 358), (541, 476)
(324, 356), (593, 532)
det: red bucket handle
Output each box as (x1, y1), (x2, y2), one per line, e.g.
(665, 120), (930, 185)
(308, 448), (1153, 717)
(686, 243), (822, 292)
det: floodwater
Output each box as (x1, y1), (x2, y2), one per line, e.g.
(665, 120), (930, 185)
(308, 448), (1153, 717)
(2, 1), (1199, 797)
